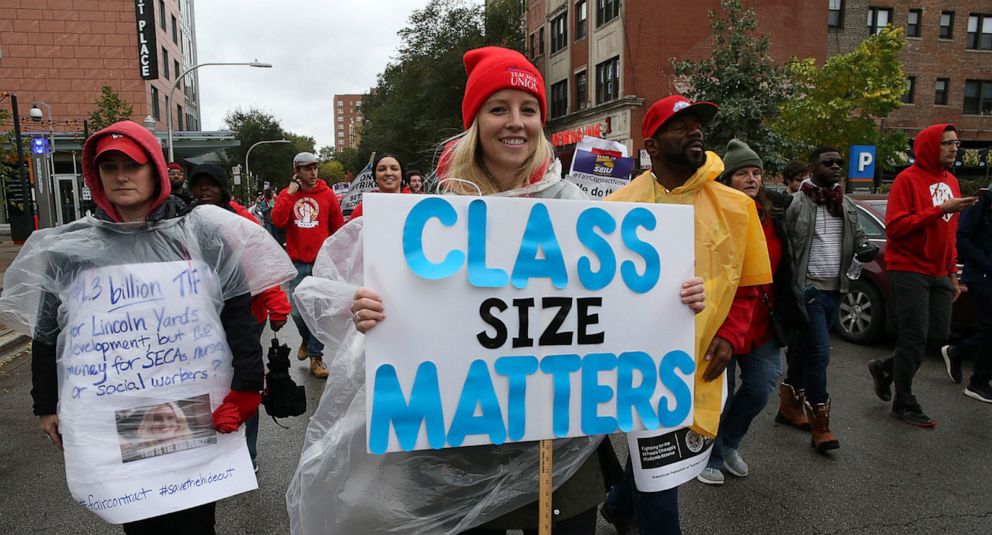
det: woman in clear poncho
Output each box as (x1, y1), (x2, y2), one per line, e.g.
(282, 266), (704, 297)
(0, 121), (295, 533)
(286, 47), (705, 534)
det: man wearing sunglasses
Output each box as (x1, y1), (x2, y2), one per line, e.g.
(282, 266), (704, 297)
(868, 125), (978, 427)
(781, 148), (877, 452)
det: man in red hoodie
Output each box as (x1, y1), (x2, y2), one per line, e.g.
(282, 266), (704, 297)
(271, 152), (345, 379)
(868, 124), (978, 427)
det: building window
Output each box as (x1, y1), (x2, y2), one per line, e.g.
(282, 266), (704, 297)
(597, 0), (620, 27)
(964, 80), (992, 114)
(529, 33), (536, 58)
(595, 56), (620, 104)
(935, 78), (949, 105)
(867, 7), (892, 35)
(173, 59), (180, 81)
(901, 77), (916, 104)
(337, 116), (343, 122)
(337, 132), (344, 138)
(171, 15), (178, 44)
(575, 1), (587, 39)
(968, 14), (992, 49)
(539, 27), (545, 55)
(576, 70), (588, 110)
(176, 104), (183, 130)
(551, 12), (568, 53)
(151, 87), (160, 120)
(159, 0), (166, 30)
(338, 124), (344, 131)
(828, 0), (843, 28)
(551, 80), (568, 118)
(940, 11), (955, 39)
(162, 47), (169, 79)
(907, 9), (922, 38)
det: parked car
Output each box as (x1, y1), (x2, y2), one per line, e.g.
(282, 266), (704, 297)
(834, 195), (977, 344)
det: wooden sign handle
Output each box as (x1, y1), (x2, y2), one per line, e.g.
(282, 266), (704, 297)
(539, 439), (553, 535)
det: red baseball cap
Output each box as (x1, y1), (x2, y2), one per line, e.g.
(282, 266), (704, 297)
(642, 95), (719, 139)
(167, 162), (183, 171)
(94, 133), (149, 165)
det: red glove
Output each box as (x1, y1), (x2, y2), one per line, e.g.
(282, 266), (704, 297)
(211, 390), (261, 433)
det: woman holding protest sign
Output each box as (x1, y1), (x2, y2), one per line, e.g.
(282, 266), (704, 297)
(695, 139), (801, 486)
(286, 46), (705, 534)
(0, 120), (295, 533)
(348, 153), (406, 219)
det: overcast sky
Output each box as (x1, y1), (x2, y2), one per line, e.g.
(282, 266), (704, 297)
(194, 0), (452, 150)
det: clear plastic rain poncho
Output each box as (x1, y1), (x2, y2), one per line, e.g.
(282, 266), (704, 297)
(286, 163), (602, 534)
(0, 205), (296, 524)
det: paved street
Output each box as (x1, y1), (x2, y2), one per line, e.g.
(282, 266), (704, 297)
(1, 323), (990, 534)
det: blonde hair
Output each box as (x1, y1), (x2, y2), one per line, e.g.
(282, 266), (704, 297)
(437, 118), (555, 195)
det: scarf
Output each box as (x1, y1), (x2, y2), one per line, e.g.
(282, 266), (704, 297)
(800, 178), (844, 217)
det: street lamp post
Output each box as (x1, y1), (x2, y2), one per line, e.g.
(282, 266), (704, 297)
(245, 139), (291, 198)
(166, 60), (272, 162)
(30, 101), (55, 179)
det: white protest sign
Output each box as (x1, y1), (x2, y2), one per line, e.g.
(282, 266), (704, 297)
(625, 378), (728, 492)
(340, 163), (375, 213)
(59, 260), (256, 524)
(565, 136), (636, 199)
(363, 194), (696, 454)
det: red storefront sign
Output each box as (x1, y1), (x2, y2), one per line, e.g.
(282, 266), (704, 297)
(550, 123), (602, 147)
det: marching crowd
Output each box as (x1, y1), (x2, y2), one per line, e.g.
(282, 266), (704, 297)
(1, 44), (989, 535)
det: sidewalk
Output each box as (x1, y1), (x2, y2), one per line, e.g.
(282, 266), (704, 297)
(0, 235), (30, 366)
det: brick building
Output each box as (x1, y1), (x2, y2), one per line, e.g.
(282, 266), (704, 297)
(333, 94), (365, 151)
(525, 0), (827, 165)
(0, 0), (201, 133)
(828, 1), (992, 163)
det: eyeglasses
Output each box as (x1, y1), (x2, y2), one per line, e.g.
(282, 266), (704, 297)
(819, 158), (844, 167)
(940, 140), (961, 147)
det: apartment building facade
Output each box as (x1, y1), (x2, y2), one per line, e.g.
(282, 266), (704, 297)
(333, 94), (365, 151)
(525, 0), (827, 165)
(829, 0), (992, 169)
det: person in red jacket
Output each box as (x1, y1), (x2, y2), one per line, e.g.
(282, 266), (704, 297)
(271, 152), (345, 378)
(868, 124), (978, 427)
(188, 164), (291, 470)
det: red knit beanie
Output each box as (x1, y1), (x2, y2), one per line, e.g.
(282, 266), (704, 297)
(461, 46), (546, 129)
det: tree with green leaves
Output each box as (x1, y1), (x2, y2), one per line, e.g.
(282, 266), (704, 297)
(88, 85), (134, 131)
(771, 26), (909, 171)
(224, 107), (307, 192)
(671, 0), (796, 172)
(357, 0), (525, 172)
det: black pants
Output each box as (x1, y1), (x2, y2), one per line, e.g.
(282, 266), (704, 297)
(954, 277), (992, 387)
(460, 507), (598, 535)
(880, 271), (952, 409)
(122, 502), (215, 534)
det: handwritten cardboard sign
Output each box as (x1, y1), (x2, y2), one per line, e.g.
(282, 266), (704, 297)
(59, 260), (256, 524)
(363, 194), (696, 454)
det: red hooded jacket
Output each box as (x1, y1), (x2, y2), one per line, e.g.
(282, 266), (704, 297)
(885, 124), (961, 276)
(229, 201), (291, 325)
(81, 121), (171, 221)
(270, 179), (345, 263)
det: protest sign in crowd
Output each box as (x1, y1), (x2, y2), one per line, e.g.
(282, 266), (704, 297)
(0, 44), (987, 535)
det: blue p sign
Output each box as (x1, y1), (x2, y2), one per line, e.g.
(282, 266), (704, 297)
(849, 145), (876, 179)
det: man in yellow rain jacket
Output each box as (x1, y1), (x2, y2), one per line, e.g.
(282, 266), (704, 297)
(601, 95), (772, 535)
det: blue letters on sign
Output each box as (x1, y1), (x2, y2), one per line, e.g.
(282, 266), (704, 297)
(620, 208), (661, 293)
(581, 352), (618, 435)
(616, 351), (660, 431)
(657, 350), (695, 427)
(511, 203), (569, 289)
(539, 354), (582, 437)
(368, 362), (446, 454)
(447, 360), (507, 447)
(403, 197), (465, 280)
(494, 355), (539, 441)
(576, 207), (618, 291)
(467, 200), (510, 287)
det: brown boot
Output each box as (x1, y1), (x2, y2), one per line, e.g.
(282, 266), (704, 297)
(309, 357), (329, 379)
(775, 383), (810, 430)
(805, 399), (840, 453)
(297, 341), (309, 361)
